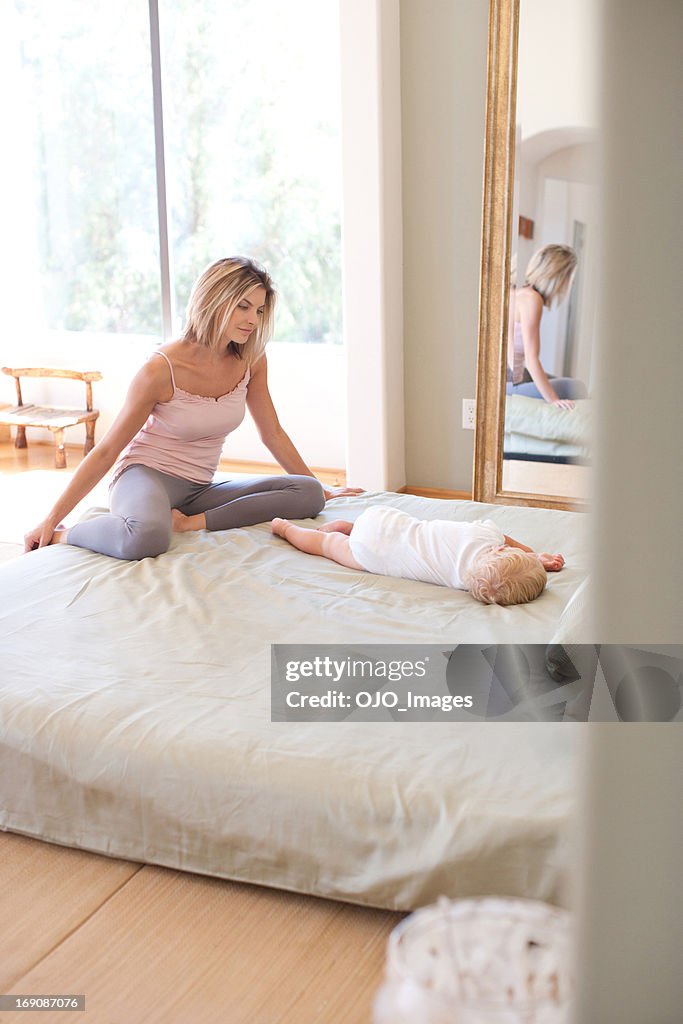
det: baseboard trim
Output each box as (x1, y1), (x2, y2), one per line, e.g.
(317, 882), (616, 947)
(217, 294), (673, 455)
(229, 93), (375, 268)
(399, 486), (472, 500)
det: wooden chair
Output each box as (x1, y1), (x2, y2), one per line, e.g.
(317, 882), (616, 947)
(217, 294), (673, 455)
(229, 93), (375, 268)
(0, 367), (103, 469)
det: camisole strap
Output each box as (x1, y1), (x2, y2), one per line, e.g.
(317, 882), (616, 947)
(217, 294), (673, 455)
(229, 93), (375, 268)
(154, 349), (176, 392)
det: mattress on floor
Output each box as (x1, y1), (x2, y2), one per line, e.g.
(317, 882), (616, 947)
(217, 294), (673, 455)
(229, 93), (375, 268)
(504, 395), (592, 458)
(0, 492), (586, 910)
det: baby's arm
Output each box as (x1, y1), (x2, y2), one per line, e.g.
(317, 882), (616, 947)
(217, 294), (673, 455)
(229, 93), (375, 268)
(504, 534), (564, 572)
(503, 533), (533, 553)
(272, 518), (364, 570)
(537, 553), (564, 572)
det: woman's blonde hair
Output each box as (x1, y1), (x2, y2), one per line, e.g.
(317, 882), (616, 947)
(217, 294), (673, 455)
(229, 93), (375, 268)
(524, 244), (577, 307)
(467, 548), (547, 606)
(181, 257), (276, 363)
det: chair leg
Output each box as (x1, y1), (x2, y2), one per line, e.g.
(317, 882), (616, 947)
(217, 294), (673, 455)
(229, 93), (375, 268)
(54, 428), (67, 469)
(84, 420), (96, 455)
(14, 425), (27, 449)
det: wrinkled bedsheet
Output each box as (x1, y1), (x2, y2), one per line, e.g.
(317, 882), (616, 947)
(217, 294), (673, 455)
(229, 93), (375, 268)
(0, 492), (587, 910)
(505, 396), (592, 458)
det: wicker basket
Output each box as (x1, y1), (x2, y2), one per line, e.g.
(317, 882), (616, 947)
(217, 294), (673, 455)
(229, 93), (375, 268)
(373, 897), (574, 1024)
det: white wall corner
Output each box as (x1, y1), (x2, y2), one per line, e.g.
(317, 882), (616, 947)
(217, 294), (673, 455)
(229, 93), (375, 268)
(339, 0), (405, 492)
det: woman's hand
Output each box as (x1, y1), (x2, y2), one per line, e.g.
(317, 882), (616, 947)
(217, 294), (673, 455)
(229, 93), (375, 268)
(538, 552), (565, 572)
(22, 358), (167, 554)
(323, 485), (365, 501)
(552, 398), (575, 411)
(24, 520), (57, 552)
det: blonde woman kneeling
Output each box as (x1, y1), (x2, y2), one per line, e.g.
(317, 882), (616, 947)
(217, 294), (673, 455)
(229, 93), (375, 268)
(272, 507), (564, 606)
(24, 257), (361, 559)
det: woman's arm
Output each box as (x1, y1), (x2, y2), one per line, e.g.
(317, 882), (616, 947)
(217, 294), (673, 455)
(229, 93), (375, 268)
(24, 357), (171, 551)
(518, 291), (573, 408)
(246, 356), (363, 499)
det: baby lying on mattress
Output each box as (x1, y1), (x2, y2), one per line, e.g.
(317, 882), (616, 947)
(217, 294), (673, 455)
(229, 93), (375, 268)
(272, 507), (564, 607)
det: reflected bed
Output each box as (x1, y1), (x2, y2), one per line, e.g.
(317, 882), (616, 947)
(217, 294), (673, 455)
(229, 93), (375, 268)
(504, 395), (592, 463)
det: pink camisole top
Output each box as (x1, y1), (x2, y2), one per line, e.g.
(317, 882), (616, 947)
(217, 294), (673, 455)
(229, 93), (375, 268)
(113, 350), (251, 485)
(508, 321), (525, 385)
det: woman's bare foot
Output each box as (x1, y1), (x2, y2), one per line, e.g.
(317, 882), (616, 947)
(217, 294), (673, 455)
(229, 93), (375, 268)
(171, 509), (206, 533)
(271, 517), (290, 538)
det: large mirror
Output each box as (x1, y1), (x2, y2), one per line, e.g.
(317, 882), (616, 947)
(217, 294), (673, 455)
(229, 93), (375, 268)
(474, 0), (597, 511)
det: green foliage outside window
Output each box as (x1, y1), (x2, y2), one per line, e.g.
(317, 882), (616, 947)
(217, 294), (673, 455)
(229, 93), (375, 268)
(15, 0), (342, 344)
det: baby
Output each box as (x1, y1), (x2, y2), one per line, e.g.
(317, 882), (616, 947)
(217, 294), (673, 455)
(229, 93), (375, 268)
(271, 506), (564, 606)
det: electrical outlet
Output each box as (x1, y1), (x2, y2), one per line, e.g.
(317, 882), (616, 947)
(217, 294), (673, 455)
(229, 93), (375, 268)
(462, 399), (476, 430)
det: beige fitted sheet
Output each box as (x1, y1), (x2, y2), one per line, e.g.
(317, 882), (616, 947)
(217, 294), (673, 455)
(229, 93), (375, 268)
(0, 492), (586, 910)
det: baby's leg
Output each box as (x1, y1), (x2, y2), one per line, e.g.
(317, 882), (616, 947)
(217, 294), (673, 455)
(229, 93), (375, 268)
(316, 519), (353, 535)
(272, 519), (364, 570)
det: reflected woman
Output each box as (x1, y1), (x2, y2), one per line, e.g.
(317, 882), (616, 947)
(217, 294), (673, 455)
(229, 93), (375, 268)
(506, 243), (587, 410)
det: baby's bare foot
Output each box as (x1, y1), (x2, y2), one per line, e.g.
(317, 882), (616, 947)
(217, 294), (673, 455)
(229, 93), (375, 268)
(51, 525), (70, 545)
(271, 517), (290, 537)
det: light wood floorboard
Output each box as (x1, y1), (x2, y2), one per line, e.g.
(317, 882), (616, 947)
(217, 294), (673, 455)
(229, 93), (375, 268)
(502, 459), (590, 502)
(0, 834), (399, 1024)
(0, 834), (140, 992)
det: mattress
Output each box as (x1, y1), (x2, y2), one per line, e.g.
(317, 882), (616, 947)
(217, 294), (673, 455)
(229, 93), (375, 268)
(0, 491), (587, 910)
(504, 395), (592, 459)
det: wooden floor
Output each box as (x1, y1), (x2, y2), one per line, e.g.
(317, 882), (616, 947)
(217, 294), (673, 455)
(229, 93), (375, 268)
(502, 458), (590, 502)
(0, 441), (399, 1022)
(0, 833), (400, 1024)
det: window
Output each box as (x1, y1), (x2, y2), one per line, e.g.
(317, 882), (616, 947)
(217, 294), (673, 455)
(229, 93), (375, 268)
(5, 0), (160, 336)
(160, 0), (343, 345)
(4, 0), (342, 346)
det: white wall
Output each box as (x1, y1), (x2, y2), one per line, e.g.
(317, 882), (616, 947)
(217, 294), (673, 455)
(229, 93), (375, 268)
(535, 164), (596, 381)
(339, 0), (405, 491)
(517, 0), (598, 143)
(575, 2), (683, 1021)
(400, 0), (489, 491)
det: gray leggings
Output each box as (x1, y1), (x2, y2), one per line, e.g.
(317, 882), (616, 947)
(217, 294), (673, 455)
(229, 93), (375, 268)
(68, 465), (326, 560)
(506, 376), (588, 400)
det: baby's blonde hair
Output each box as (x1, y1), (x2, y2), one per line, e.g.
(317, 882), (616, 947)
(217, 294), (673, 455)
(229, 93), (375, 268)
(467, 547), (547, 606)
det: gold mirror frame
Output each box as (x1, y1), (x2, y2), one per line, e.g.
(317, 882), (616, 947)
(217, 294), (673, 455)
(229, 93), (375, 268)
(473, 0), (586, 512)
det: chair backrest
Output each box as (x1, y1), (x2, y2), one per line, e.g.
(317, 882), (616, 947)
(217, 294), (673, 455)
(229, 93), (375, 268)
(2, 366), (102, 410)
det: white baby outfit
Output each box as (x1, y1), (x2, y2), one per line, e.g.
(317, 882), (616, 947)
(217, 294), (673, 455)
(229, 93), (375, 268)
(348, 507), (505, 590)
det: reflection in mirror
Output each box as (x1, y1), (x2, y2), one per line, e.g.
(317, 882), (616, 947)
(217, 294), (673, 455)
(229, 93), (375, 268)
(501, 0), (597, 503)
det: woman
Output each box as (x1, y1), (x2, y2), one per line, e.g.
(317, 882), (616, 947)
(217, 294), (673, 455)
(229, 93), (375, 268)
(24, 257), (361, 559)
(507, 243), (587, 410)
